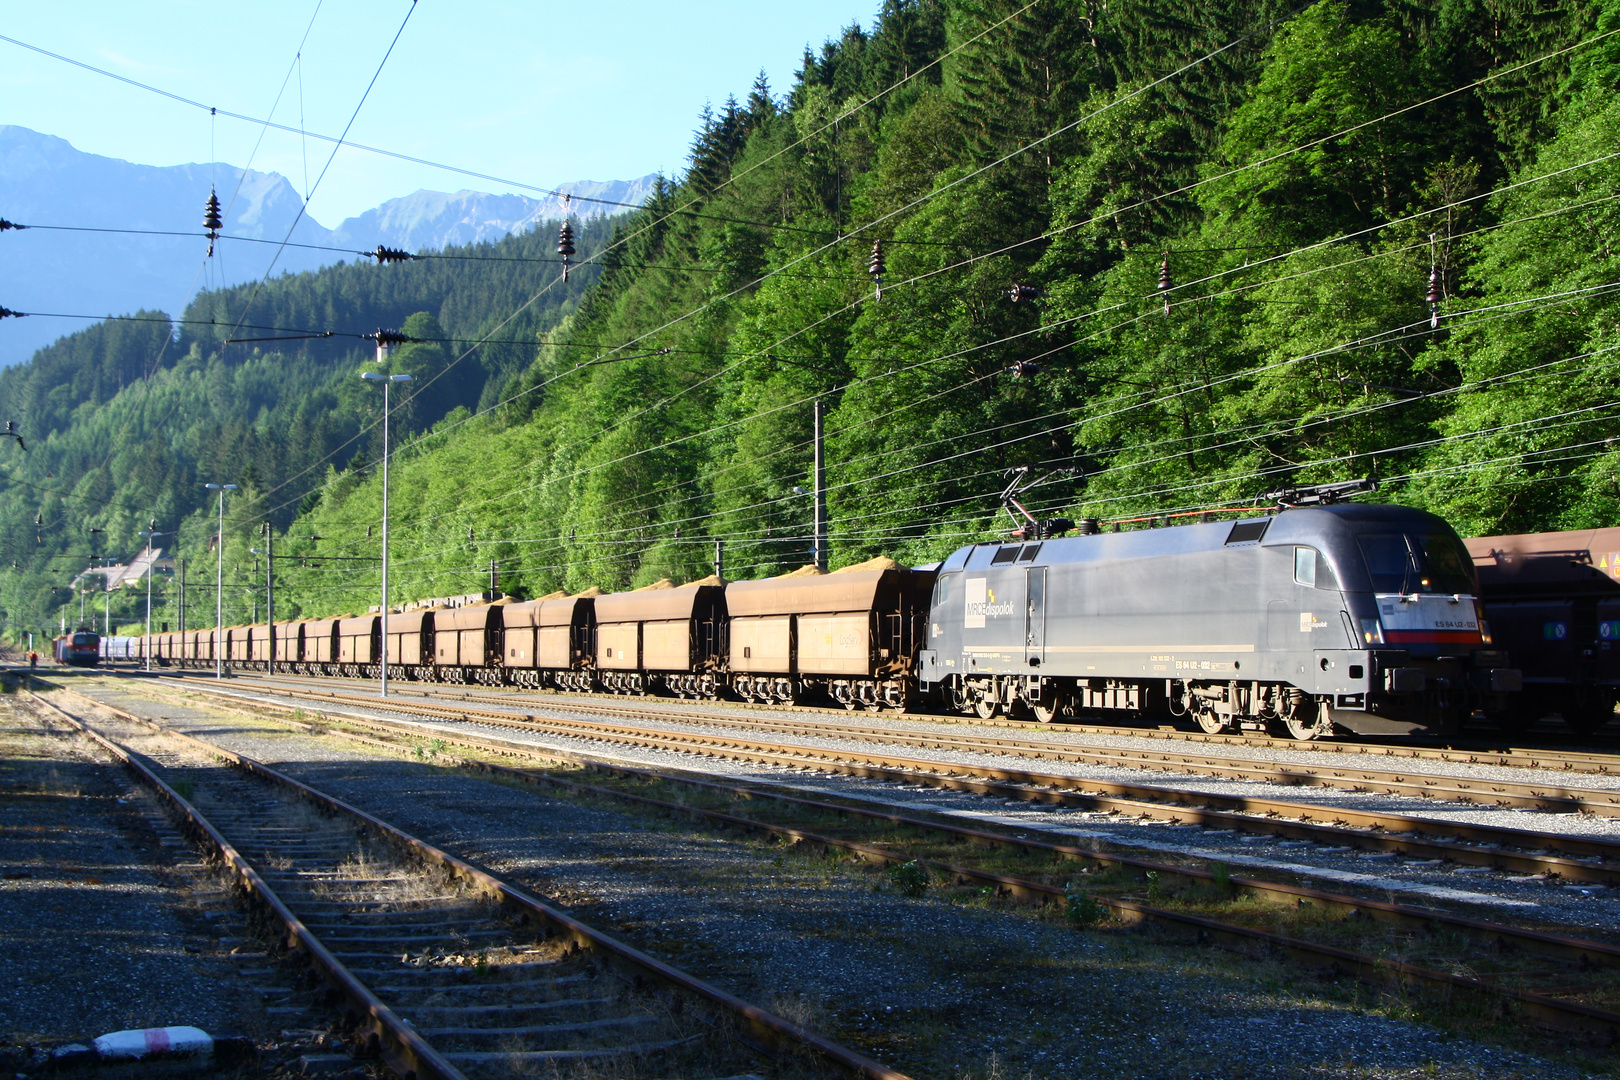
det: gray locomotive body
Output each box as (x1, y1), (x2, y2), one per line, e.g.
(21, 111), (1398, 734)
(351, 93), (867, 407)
(919, 504), (1519, 737)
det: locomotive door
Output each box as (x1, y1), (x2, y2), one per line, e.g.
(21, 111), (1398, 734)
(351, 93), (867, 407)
(1025, 567), (1047, 666)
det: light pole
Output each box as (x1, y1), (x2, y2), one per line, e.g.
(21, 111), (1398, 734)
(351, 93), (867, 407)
(137, 521), (163, 671)
(205, 483), (237, 678)
(89, 529), (107, 635)
(360, 371), (413, 697)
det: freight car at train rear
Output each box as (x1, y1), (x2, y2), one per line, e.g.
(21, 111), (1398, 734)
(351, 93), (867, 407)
(1466, 527), (1620, 734)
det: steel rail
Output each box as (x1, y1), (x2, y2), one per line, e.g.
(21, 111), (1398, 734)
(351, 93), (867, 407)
(189, 684), (1620, 967)
(27, 687), (913, 1080)
(326, 692), (1620, 814)
(66, 680), (1620, 1043)
(164, 668), (1620, 783)
(25, 691), (466, 1080)
(130, 675), (1620, 885)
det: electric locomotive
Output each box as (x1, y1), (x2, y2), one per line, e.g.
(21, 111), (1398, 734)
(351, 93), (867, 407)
(920, 493), (1520, 738)
(53, 626), (101, 667)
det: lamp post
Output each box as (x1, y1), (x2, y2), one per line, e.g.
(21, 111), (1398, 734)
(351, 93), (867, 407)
(360, 371), (413, 697)
(137, 521), (163, 671)
(204, 483), (237, 678)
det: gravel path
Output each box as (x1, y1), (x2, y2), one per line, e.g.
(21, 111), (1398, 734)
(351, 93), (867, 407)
(70, 679), (1609, 1080)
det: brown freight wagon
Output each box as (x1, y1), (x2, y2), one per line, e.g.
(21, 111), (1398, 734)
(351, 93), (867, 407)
(301, 618), (340, 674)
(1466, 528), (1620, 733)
(593, 579), (725, 697)
(725, 561), (936, 709)
(249, 623), (274, 669)
(503, 594), (596, 690)
(383, 609), (436, 679)
(434, 603), (506, 684)
(185, 629), (213, 668)
(274, 621), (303, 672)
(224, 626), (250, 666)
(337, 616), (381, 676)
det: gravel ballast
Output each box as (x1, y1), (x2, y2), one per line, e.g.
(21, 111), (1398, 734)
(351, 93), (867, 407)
(0, 697), (266, 1050)
(63, 677), (1611, 1080)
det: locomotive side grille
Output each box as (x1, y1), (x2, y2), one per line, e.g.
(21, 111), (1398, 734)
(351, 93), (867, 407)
(990, 546), (1022, 565)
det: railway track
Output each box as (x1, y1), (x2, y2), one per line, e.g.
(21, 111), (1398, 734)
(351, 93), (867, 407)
(143, 671), (1620, 888)
(171, 668), (1620, 786)
(22, 685), (907, 1080)
(59, 677), (1620, 1045)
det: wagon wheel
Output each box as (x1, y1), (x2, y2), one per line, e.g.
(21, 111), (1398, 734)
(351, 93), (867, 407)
(1557, 688), (1616, 736)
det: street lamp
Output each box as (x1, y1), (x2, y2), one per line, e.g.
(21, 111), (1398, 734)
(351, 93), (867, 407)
(136, 520), (163, 671)
(204, 483), (237, 678)
(360, 371), (413, 697)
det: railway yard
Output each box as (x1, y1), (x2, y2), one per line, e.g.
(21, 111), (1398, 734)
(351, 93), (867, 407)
(0, 669), (1617, 1077)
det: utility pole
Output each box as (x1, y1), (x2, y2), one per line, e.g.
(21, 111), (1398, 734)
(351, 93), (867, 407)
(265, 524), (274, 671)
(714, 538), (724, 583)
(489, 558), (498, 599)
(178, 558), (186, 633)
(813, 397), (827, 571)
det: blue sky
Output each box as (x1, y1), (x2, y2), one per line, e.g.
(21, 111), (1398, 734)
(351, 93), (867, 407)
(1, 1), (876, 223)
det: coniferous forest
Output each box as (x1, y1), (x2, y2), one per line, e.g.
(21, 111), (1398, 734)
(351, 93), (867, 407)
(3, 0), (1619, 635)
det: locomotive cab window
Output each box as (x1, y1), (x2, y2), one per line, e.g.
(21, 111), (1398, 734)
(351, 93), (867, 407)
(933, 572), (956, 606)
(1360, 533), (1475, 594)
(1293, 547), (1338, 591)
(1415, 532), (1476, 594)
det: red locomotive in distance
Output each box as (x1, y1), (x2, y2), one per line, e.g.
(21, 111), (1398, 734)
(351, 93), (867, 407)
(53, 625), (101, 667)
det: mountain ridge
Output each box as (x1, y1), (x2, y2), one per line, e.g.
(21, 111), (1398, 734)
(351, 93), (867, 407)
(0, 125), (654, 367)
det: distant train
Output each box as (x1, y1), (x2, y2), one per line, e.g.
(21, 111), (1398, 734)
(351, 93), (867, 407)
(1467, 527), (1620, 734)
(137, 497), (1521, 740)
(99, 636), (138, 663)
(53, 626), (100, 667)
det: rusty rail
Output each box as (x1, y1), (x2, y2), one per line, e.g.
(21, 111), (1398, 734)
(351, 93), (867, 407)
(30, 687), (912, 1080)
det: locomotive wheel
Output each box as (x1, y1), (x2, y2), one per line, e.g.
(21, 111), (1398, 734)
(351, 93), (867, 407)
(974, 695), (999, 720)
(1193, 707), (1228, 735)
(1031, 702), (1057, 724)
(1279, 705), (1333, 741)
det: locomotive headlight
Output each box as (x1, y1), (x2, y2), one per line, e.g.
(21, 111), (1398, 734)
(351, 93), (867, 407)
(1479, 620), (1493, 645)
(1360, 618), (1384, 645)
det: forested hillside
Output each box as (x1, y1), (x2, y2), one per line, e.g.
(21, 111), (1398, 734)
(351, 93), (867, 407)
(5, 0), (1620, 634)
(0, 215), (619, 633)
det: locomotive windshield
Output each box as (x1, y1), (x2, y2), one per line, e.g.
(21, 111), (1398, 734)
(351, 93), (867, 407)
(1358, 532), (1476, 595)
(71, 633), (97, 647)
